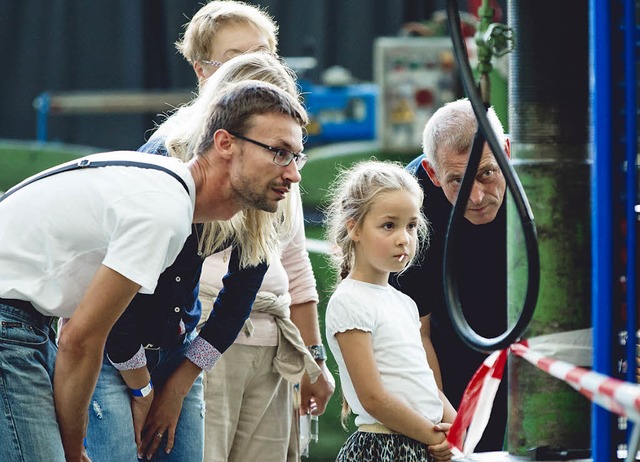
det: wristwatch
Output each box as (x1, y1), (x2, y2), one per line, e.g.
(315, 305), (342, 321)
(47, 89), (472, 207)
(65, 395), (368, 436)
(307, 344), (327, 361)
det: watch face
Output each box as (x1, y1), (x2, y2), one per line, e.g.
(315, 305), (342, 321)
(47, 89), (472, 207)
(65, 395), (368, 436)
(308, 345), (327, 361)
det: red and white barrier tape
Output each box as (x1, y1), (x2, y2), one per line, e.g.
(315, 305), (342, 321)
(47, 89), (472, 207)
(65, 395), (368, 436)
(447, 348), (508, 454)
(447, 329), (639, 456)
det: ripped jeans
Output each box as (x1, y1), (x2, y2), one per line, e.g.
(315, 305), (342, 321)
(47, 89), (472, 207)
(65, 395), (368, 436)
(85, 330), (204, 462)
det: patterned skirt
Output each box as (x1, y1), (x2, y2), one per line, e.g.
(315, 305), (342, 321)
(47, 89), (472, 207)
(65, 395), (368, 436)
(335, 431), (435, 462)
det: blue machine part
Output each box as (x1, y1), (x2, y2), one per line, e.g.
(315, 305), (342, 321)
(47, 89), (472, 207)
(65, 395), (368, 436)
(301, 82), (377, 146)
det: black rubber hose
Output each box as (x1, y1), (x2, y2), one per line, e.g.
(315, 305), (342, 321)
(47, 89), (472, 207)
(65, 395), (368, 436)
(443, 0), (540, 352)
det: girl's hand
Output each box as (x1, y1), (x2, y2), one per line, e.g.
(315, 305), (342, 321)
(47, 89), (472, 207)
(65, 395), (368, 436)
(433, 422), (452, 434)
(428, 423), (453, 461)
(428, 439), (452, 461)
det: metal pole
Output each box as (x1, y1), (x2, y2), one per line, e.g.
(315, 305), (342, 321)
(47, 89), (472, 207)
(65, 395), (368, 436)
(33, 92), (50, 142)
(622, 0), (637, 387)
(589, 0), (615, 460)
(507, 0), (591, 455)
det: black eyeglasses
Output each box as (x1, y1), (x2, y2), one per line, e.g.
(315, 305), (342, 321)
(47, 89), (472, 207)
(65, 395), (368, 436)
(228, 131), (308, 170)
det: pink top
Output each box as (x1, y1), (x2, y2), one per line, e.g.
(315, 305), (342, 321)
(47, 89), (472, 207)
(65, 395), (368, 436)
(199, 187), (318, 346)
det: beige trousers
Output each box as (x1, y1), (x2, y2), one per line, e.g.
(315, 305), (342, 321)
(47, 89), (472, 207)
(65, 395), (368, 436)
(202, 343), (299, 462)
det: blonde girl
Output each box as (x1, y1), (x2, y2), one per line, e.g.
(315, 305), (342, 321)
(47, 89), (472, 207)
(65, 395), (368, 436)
(324, 160), (456, 461)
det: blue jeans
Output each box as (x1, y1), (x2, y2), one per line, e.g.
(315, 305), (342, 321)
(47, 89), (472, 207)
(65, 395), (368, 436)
(0, 301), (65, 461)
(85, 330), (204, 461)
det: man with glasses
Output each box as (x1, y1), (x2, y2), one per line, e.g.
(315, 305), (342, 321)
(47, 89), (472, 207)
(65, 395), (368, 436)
(228, 131), (308, 170)
(0, 80), (308, 462)
(86, 7), (334, 460)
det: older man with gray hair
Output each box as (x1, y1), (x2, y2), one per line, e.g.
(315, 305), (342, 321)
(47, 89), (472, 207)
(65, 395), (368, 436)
(391, 98), (511, 451)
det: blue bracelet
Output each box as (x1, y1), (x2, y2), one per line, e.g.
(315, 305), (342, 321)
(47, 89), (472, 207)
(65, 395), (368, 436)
(130, 380), (153, 398)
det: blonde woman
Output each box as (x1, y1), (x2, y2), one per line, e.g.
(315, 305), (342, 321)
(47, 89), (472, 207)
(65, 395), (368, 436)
(176, 3), (335, 459)
(86, 52), (313, 461)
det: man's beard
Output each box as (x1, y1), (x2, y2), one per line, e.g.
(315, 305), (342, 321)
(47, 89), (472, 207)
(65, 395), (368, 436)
(232, 178), (279, 213)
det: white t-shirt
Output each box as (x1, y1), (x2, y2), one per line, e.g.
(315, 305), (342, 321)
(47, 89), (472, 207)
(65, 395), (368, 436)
(0, 151), (195, 318)
(326, 278), (443, 427)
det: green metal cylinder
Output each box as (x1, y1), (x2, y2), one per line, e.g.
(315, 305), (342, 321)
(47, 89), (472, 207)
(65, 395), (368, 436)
(507, 156), (591, 454)
(506, 0), (590, 455)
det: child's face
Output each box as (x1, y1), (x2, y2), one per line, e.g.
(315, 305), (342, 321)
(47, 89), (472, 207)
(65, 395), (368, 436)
(350, 189), (420, 285)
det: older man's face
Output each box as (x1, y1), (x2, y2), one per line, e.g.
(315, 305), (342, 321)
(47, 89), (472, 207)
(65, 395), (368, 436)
(425, 143), (507, 225)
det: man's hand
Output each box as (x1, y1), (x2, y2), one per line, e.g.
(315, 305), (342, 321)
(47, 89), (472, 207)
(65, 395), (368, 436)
(299, 361), (335, 415)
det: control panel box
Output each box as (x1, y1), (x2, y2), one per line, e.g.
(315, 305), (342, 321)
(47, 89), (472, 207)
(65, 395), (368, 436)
(374, 37), (458, 152)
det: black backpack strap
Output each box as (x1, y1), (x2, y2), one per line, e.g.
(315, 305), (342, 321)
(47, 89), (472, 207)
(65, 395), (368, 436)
(0, 158), (190, 204)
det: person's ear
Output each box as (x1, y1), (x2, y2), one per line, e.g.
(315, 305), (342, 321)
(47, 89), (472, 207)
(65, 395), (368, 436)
(504, 137), (511, 159)
(421, 158), (441, 187)
(193, 62), (208, 87)
(347, 218), (360, 242)
(213, 129), (235, 160)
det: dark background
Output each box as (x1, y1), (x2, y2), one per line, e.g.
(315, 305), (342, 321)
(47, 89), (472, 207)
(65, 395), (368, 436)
(0, 0), (486, 151)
